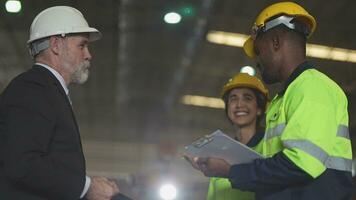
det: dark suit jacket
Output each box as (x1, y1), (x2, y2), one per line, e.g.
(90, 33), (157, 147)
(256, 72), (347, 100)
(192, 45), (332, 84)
(0, 65), (86, 200)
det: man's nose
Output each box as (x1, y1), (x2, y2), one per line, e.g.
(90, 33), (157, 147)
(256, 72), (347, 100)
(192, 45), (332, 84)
(85, 47), (92, 60)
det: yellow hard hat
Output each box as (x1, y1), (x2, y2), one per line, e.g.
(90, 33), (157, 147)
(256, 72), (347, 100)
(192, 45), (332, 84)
(243, 2), (316, 58)
(221, 73), (269, 100)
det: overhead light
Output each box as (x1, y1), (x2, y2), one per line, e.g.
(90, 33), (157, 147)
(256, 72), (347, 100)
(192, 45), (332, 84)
(181, 95), (224, 109)
(159, 183), (177, 200)
(306, 44), (356, 63)
(164, 12), (182, 24)
(206, 31), (247, 47)
(206, 30), (356, 63)
(240, 66), (256, 76)
(5, 0), (21, 13)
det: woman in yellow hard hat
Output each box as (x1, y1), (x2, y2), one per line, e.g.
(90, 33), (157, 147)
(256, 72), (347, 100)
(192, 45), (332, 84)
(206, 72), (269, 200)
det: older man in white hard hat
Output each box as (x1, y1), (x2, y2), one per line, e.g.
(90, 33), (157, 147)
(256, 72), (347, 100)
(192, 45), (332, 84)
(0, 6), (121, 200)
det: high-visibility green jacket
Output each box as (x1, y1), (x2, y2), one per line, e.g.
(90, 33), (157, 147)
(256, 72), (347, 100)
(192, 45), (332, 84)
(264, 67), (352, 177)
(228, 62), (353, 200)
(207, 177), (254, 200)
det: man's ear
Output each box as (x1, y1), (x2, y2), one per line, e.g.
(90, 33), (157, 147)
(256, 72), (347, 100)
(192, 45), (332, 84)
(49, 36), (61, 55)
(272, 34), (281, 51)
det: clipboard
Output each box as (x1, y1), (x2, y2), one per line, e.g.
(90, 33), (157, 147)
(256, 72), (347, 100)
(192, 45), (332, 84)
(184, 129), (264, 165)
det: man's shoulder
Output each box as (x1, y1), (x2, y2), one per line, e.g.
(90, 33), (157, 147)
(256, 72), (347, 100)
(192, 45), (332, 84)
(287, 69), (347, 104)
(0, 67), (58, 122)
(2, 66), (55, 99)
(300, 69), (337, 83)
(293, 69), (343, 93)
(14, 66), (50, 82)
(8, 66), (57, 91)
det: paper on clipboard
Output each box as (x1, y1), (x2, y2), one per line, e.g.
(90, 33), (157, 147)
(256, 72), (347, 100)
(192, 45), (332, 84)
(184, 129), (264, 165)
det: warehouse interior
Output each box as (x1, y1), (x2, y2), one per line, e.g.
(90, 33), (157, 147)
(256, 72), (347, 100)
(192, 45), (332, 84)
(0, 0), (355, 199)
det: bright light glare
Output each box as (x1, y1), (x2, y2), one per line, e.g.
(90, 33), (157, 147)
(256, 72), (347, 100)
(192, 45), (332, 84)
(240, 66), (256, 76)
(164, 12), (182, 24)
(181, 95), (224, 109)
(206, 31), (248, 47)
(206, 30), (356, 63)
(5, 0), (21, 13)
(159, 183), (177, 200)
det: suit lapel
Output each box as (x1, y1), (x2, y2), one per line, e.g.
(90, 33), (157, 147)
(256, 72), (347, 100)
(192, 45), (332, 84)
(32, 65), (85, 163)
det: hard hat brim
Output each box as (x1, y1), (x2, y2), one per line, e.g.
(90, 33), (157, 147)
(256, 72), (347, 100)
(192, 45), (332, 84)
(221, 73), (269, 100)
(243, 37), (255, 58)
(87, 28), (102, 42)
(27, 27), (102, 44)
(221, 82), (269, 100)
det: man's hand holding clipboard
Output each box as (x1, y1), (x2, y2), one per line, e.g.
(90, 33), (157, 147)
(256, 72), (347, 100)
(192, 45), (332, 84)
(183, 155), (232, 178)
(183, 130), (264, 177)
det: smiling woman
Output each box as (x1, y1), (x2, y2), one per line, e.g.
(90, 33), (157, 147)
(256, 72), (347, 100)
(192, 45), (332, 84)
(206, 72), (269, 200)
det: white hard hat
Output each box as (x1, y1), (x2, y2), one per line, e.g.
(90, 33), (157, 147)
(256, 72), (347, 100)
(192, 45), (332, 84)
(28, 6), (101, 56)
(28, 6), (101, 44)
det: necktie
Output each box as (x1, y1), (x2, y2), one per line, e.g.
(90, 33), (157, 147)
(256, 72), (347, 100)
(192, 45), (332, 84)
(67, 92), (72, 105)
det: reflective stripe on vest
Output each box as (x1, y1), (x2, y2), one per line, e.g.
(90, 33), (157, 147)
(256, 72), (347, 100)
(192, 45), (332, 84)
(283, 139), (352, 172)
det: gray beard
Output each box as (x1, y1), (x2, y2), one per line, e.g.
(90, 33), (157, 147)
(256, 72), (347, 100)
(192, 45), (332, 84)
(70, 60), (90, 84)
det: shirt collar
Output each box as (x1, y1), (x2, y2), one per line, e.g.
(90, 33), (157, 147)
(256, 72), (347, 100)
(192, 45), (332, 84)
(246, 131), (265, 147)
(234, 130), (265, 147)
(278, 61), (315, 95)
(35, 63), (69, 95)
